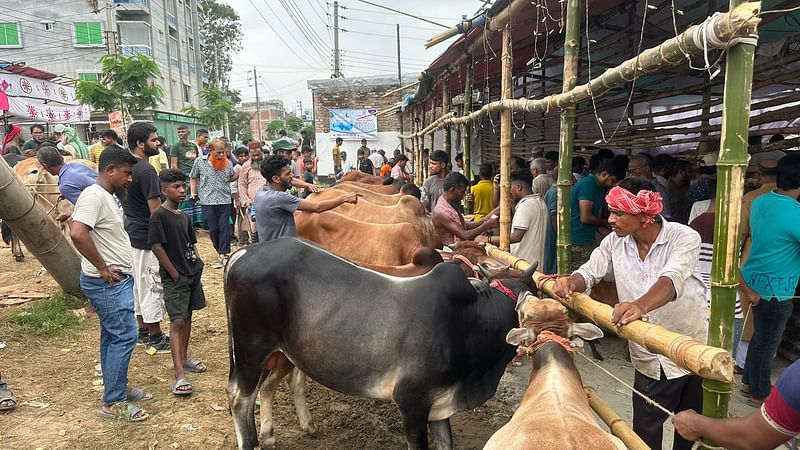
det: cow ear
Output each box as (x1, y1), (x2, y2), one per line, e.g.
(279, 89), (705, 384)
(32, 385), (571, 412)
(506, 328), (531, 346)
(515, 290), (533, 312)
(569, 323), (604, 341)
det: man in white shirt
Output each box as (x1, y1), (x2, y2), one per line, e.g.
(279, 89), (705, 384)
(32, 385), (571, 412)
(554, 177), (708, 450)
(504, 170), (547, 264)
(70, 146), (151, 422)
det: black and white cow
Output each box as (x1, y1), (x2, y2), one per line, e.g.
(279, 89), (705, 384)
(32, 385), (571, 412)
(224, 238), (536, 450)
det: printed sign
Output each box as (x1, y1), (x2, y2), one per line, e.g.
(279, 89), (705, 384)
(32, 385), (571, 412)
(329, 108), (378, 139)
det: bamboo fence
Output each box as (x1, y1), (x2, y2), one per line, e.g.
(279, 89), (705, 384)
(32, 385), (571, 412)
(584, 387), (650, 450)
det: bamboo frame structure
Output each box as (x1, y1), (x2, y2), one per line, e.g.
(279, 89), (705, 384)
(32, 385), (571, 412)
(442, 81), (452, 159)
(499, 26), (513, 251)
(399, 3), (761, 139)
(584, 387), (650, 450)
(556, 0), (580, 274)
(701, 0), (760, 439)
(484, 244), (734, 383)
(463, 60), (474, 214)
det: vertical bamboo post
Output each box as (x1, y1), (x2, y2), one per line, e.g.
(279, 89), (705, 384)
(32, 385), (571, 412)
(701, 1), (759, 442)
(463, 60), (475, 214)
(443, 79), (452, 160)
(413, 108), (421, 185)
(418, 106), (426, 185)
(499, 25), (513, 251)
(556, 0), (580, 274)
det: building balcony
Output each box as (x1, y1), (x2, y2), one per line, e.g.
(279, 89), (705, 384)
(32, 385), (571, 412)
(167, 13), (177, 29)
(114, 0), (150, 13)
(170, 57), (179, 68)
(119, 44), (152, 57)
(189, 64), (196, 74)
(202, 69), (209, 82)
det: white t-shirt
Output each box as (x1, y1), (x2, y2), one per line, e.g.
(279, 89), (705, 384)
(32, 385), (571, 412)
(510, 195), (548, 266)
(368, 152), (384, 169)
(72, 184), (133, 277)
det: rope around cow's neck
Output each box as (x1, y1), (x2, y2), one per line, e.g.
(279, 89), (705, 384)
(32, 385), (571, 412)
(575, 352), (725, 450)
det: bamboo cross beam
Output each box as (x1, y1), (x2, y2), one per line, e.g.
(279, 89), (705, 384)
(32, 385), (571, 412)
(584, 387), (650, 450)
(483, 244), (734, 383)
(400, 2), (761, 139)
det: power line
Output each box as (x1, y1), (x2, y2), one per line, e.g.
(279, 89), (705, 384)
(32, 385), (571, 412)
(340, 49), (430, 63)
(341, 29), (427, 41)
(284, 0), (331, 51)
(342, 6), (457, 22)
(276, 0), (330, 60)
(340, 16), (442, 32)
(345, 0), (449, 28)
(245, 0), (319, 68)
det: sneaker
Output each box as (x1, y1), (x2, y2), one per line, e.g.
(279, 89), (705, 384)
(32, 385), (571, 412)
(137, 330), (150, 347)
(147, 333), (171, 354)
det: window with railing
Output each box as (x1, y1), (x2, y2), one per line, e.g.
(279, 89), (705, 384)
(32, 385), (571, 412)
(78, 73), (102, 82)
(114, 0), (149, 6)
(169, 36), (179, 67)
(166, 0), (178, 28)
(117, 21), (152, 56)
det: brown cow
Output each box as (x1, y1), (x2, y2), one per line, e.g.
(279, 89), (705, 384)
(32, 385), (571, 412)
(484, 295), (625, 450)
(295, 211), (440, 265)
(336, 180), (403, 195)
(332, 194), (426, 224)
(340, 170), (384, 184)
(308, 187), (402, 206)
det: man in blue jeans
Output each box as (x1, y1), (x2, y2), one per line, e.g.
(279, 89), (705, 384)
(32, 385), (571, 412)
(740, 153), (800, 406)
(70, 145), (151, 422)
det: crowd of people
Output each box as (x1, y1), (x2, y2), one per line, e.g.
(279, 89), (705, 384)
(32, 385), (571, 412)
(1, 123), (799, 449)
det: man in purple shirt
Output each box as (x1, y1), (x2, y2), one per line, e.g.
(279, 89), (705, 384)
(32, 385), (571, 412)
(37, 146), (97, 221)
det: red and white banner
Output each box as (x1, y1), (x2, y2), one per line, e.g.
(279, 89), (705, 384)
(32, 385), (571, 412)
(0, 72), (90, 122)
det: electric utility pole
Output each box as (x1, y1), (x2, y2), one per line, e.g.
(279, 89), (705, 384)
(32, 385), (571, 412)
(251, 67), (262, 141)
(333, 1), (342, 78)
(105, 0), (117, 55)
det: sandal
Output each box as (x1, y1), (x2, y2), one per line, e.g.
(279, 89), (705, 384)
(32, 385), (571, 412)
(126, 386), (153, 402)
(0, 378), (16, 412)
(96, 402), (149, 422)
(183, 357), (208, 374)
(172, 378), (193, 396)
(746, 397), (765, 408)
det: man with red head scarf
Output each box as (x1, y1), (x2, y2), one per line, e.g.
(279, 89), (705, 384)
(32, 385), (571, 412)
(1, 124), (23, 156)
(553, 177), (709, 450)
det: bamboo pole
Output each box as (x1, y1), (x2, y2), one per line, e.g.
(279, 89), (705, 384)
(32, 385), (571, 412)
(483, 244), (734, 383)
(701, 0), (759, 440)
(557, 0), (580, 274)
(463, 60), (474, 214)
(499, 25), (512, 251)
(0, 157), (82, 296)
(399, 3), (761, 138)
(584, 387), (650, 450)
(442, 80), (452, 160)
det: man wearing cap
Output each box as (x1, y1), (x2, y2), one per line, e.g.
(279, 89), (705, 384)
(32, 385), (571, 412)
(554, 177), (708, 450)
(687, 152), (717, 214)
(422, 150), (450, 212)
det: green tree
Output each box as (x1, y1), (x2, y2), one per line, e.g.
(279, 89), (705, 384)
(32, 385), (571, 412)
(199, 0), (243, 88)
(182, 86), (234, 131)
(285, 116), (304, 133)
(75, 54), (164, 117)
(266, 120), (286, 139)
(229, 110), (253, 141)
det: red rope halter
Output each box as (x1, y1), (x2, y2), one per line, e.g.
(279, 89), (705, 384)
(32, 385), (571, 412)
(523, 330), (573, 355)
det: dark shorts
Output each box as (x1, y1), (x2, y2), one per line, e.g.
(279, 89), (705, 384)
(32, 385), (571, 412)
(160, 268), (206, 321)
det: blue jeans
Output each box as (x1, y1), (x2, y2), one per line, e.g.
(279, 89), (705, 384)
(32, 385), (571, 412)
(202, 203), (232, 255)
(80, 273), (137, 405)
(742, 297), (794, 398)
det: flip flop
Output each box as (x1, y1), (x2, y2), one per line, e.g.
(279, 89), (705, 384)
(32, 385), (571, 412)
(183, 357), (208, 374)
(126, 386), (153, 402)
(0, 382), (16, 412)
(172, 378), (193, 396)
(96, 402), (149, 422)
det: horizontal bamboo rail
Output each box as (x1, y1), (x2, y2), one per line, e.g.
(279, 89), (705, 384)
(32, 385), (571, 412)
(584, 387), (650, 450)
(400, 2), (760, 139)
(484, 244), (734, 383)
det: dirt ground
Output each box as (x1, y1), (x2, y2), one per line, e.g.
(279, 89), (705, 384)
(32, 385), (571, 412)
(0, 234), (790, 450)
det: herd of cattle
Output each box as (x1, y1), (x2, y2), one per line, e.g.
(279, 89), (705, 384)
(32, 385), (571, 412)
(224, 171), (628, 450)
(0, 157), (628, 449)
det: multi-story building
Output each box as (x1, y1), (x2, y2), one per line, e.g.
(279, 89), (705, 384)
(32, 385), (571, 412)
(0, 0), (206, 142)
(241, 99), (286, 141)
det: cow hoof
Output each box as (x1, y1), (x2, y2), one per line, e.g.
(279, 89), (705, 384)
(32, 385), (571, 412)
(259, 436), (276, 448)
(14, 256), (24, 263)
(302, 423), (319, 437)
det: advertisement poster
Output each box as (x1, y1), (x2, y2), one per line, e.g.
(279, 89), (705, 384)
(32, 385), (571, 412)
(329, 108), (378, 139)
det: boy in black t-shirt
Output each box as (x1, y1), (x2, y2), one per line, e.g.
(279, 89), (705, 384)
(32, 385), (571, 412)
(148, 169), (207, 396)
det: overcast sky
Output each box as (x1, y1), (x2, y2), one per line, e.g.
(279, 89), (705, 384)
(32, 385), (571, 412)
(226, 0), (474, 111)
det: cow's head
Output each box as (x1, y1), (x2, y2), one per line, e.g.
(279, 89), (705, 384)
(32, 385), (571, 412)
(506, 294), (603, 354)
(14, 158), (56, 189)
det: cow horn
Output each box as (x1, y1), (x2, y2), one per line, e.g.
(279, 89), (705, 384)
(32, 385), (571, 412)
(522, 261), (538, 284)
(477, 262), (494, 279)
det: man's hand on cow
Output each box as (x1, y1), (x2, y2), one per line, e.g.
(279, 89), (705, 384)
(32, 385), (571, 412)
(553, 277), (577, 300)
(98, 266), (122, 286)
(672, 410), (703, 441)
(611, 302), (646, 326)
(56, 212), (71, 223)
(344, 193), (359, 204)
(308, 184), (321, 193)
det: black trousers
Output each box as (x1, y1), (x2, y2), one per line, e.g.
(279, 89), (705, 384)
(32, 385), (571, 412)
(633, 369), (702, 450)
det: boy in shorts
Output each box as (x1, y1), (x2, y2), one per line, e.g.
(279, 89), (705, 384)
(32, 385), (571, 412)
(148, 168), (207, 396)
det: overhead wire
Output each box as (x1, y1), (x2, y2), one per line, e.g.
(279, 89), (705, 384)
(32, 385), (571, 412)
(245, 0), (319, 68)
(277, 0), (331, 60)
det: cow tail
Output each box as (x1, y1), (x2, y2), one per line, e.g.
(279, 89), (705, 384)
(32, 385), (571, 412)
(223, 249), (242, 382)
